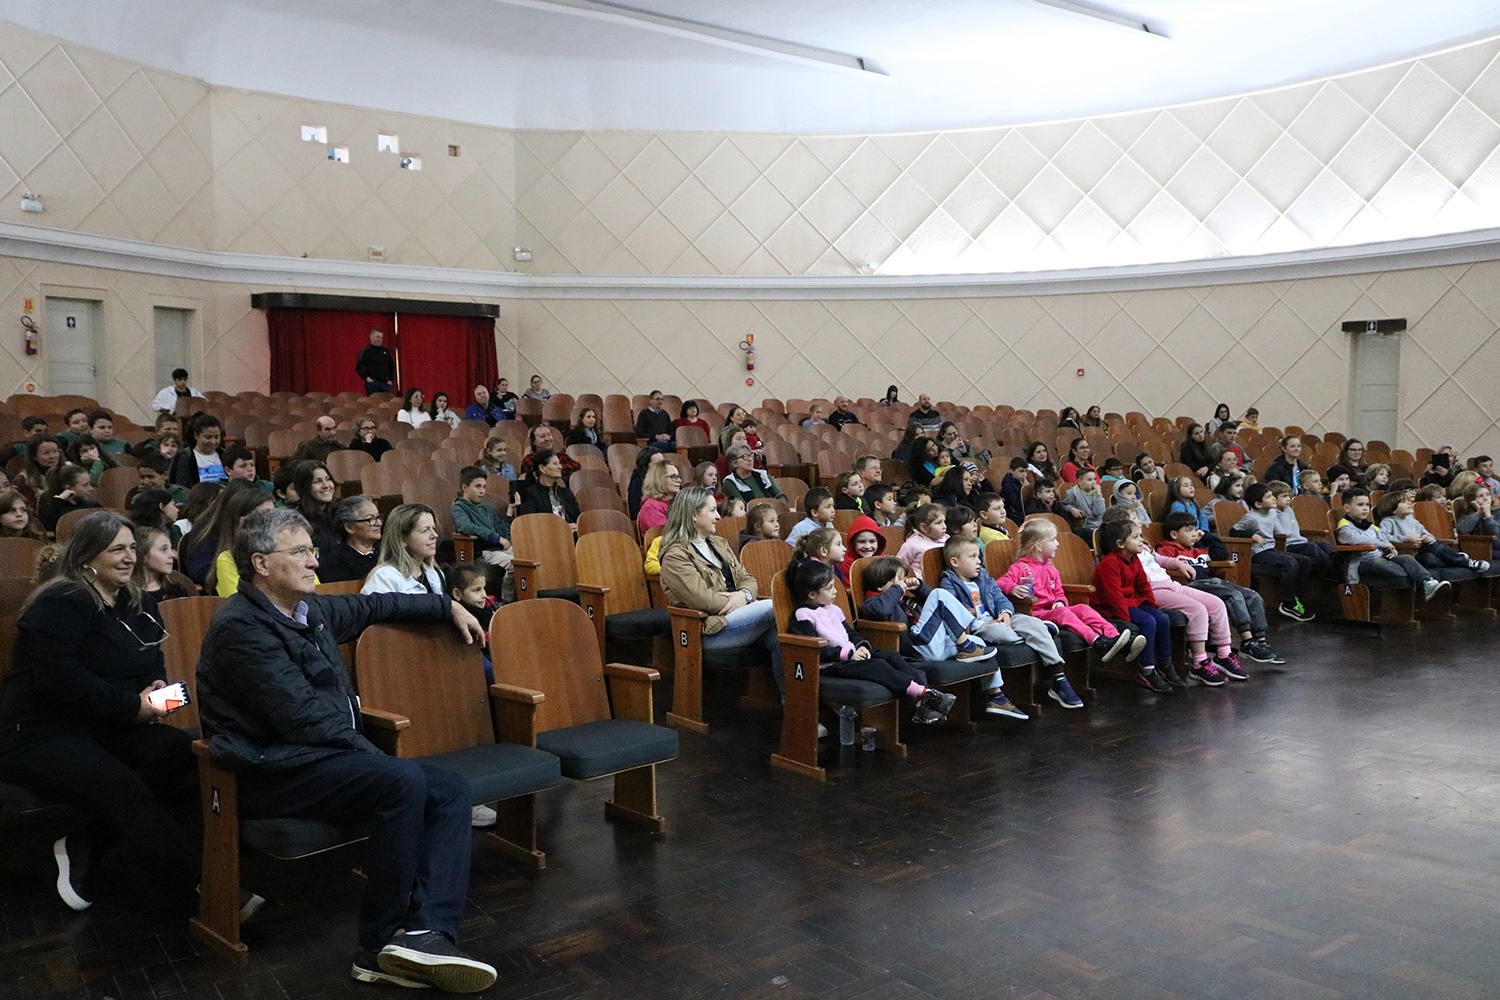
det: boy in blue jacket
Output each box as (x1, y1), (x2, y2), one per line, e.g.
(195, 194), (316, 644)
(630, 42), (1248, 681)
(938, 536), (1080, 712)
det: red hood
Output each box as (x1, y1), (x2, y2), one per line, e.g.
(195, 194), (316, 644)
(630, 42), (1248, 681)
(841, 514), (886, 579)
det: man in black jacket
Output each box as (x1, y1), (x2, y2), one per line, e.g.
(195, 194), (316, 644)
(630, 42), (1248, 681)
(633, 389), (675, 451)
(196, 508), (494, 992)
(354, 329), (395, 396)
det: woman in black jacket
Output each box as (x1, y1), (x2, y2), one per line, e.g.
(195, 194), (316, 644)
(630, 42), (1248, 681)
(516, 449), (580, 527)
(1178, 423), (1214, 481)
(169, 413), (226, 487)
(0, 511), (207, 912)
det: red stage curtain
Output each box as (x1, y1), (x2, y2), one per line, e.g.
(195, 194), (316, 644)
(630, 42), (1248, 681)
(395, 314), (499, 411)
(268, 308), (394, 395)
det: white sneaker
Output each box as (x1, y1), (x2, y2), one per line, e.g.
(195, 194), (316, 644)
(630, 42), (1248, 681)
(470, 804), (497, 828)
(1422, 578), (1450, 602)
(816, 723), (828, 739)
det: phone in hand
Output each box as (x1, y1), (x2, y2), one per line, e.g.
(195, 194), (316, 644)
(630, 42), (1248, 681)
(148, 682), (191, 713)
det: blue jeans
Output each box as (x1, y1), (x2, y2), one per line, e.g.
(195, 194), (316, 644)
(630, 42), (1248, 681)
(364, 379), (391, 396)
(702, 599), (784, 693)
(1127, 605), (1173, 668)
(239, 752), (472, 951)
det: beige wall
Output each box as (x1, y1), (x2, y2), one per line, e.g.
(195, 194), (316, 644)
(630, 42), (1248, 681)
(0, 19), (1497, 455)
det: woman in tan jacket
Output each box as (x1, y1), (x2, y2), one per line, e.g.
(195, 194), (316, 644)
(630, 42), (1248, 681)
(659, 487), (782, 678)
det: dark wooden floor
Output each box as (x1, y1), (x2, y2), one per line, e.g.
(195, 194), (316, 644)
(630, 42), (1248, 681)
(5, 616), (1500, 1000)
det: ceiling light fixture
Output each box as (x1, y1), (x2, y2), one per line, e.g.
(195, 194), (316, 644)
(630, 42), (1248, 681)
(492, 0), (887, 75)
(1028, 0), (1167, 38)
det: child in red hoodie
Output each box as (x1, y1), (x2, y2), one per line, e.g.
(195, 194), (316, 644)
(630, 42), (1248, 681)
(1092, 518), (1176, 693)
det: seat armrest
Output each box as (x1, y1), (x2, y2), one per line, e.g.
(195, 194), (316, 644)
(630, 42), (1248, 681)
(856, 618), (905, 652)
(578, 584), (609, 659)
(1273, 533), (1288, 551)
(360, 708), (410, 756)
(1061, 583), (1095, 598)
(452, 533), (476, 564)
(489, 683), (545, 746)
(512, 557), (540, 600)
(1335, 544), (1377, 552)
(605, 662), (659, 721)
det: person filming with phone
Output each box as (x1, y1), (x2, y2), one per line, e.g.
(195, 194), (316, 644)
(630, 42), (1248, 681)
(0, 510), (209, 914)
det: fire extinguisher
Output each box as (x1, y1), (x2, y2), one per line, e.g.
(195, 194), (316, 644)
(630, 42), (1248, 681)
(21, 316), (38, 356)
(740, 333), (755, 370)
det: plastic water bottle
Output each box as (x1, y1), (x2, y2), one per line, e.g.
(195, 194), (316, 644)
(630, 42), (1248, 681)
(1018, 568), (1035, 601)
(837, 705), (859, 746)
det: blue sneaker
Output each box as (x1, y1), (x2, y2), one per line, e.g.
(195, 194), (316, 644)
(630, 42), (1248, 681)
(1048, 677), (1083, 709)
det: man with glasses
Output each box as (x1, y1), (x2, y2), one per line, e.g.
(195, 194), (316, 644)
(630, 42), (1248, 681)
(634, 389), (676, 452)
(196, 508), (496, 991)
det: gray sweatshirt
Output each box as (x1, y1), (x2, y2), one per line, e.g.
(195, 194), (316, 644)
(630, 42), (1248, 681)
(1378, 514), (1429, 545)
(1063, 486), (1106, 530)
(1272, 507), (1308, 546)
(1231, 508), (1281, 555)
(1335, 517), (1389, 582)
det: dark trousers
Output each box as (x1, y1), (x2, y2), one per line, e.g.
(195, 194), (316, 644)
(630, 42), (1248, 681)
(364, 380), (391, 396)
(1202, 529), (1231, 562)
(1252, 549), (1310, 601)
(1417, 541), (1470, 570)
(823, 650), (926, 698)
(0, 725), (198, 891)
(239, 753), (472, 951)
(1287, 540), (1335, 576)
(1127, 605), (1173, 668)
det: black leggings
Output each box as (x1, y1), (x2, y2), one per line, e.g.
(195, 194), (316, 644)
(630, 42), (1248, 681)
(0, 724), (198, 892)
(1288, 540), (1335, 577)
(823, 650), (927, 697)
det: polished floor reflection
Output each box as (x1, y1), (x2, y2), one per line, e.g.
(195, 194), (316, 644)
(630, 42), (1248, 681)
(3, 617), (1499, 1000)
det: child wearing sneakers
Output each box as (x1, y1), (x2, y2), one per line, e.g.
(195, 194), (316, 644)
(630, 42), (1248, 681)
(1375, 489), (1489, 574)
(1336, 487), (1450, 601)
(1231, 482), (1316, 622)
(788, 560), (956, 725)
(1267, 481), (1336, 579)
(996, 518), (1144, 666)
(787, 487), (836, 546)
(1092, 518), (1177, 693)
(939, 536), (1080, 712)
(858, 554), (999, 667)
(897, 502), (949, 575)
(1158, 512), (1284, 664)
(1102, 507), (1243, 685)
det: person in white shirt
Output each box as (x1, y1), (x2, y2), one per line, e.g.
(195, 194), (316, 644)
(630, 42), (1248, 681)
(396, 388), (430, 427)
(151, 368), (205, 415)
(361, 503), (444, 596)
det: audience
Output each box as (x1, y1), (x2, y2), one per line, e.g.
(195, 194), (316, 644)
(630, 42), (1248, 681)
(362, 503), (445, 596)
(636, 462), (682, 535)
(516, 449), (580, 528)
(39, 464), (103, 533)
(0, 487), (46, 540)
(428, 392), (461, 429)
(635, 390), (675, 450)
(565, 408), (607, 455)
(292, 416), (343, 463)
(465, 384), (505, 425)
(397, 388), (429, 427)
(348, 416), (393, 461)
(320, 495), (383, 584)
(169, 413), (226, 487)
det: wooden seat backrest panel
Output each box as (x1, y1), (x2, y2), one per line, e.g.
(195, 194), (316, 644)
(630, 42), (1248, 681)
(739, 539), (793, 596)
(158, 595), (225, 730)
(511, 513), (578, 591)
(576, 531), (651, 617)
(490, 600), (611, 733)
(354, 621), (492, 758)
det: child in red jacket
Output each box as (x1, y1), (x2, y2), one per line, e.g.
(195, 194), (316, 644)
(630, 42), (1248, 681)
(1092, 518), (1176, 693)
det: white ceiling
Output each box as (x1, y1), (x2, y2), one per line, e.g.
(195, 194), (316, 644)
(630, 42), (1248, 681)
(5, 0), (1500, 134)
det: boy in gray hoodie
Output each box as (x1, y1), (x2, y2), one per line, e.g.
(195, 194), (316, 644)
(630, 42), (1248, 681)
(1062, 468), (1106, 544)
(1336, 487), (1448, 601)
(1231, 482), (1315, 621)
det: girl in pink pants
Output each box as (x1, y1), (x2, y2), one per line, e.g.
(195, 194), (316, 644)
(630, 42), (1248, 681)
(1131, 526), (1247, 686)
(997, 519), (1145, 663)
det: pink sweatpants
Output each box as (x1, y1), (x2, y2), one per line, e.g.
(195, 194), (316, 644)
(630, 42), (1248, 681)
(1031, 602), (1118, 644)
(1152, 579), (1231, 649)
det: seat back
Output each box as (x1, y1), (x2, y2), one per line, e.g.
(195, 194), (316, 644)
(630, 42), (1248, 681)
(1414, 500), (1456, 541)
(511, 513), (578, 591)
(577, 508), (636, 539)
(1138, 479), (1167, 520)
(1291, 494), (1330, 534)
(55, 507), (99, 542)
(0, 537), (43, 579)
(325, 449), (374, 484)
(832, 509), (860, 537)
(1212, 502), (1242, 536)
(355, 621), (493, 758)
(921, 546), (945, 587)
(315, 579), (363, 595)
(158, 595), (224, 731)
(739, 539), (793, 595)
(96, 465), (138, 510)
(577, 486), (627, 514)
(878, 524), (905, 554)
(576, 531), (652, 617)
(569, 469), (616, 494)
(490, 600), (611, 734)
(983, 538), (1019, 580)
(1052, 531), (1097, 588)
(713, 514), (746, 555)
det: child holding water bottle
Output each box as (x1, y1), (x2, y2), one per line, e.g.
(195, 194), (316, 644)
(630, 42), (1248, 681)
(997, 518), (1145, 662)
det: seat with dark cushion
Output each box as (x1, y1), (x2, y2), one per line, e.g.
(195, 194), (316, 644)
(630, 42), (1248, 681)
(535, 719), (679, 780)
(424, 743), (562, 802)
(816, 677), (893, 708)
(538, 586), (580, 603)
(921, 641), (1035, 686)
(241, 818), (364, 860)
(604, 607), (671, 641)
(702, 645), (769, 671)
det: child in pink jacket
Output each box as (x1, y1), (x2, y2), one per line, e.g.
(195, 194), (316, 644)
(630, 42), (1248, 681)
(998, 518), (1143, 663)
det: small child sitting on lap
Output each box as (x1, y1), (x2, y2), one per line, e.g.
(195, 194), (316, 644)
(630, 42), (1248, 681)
(788, 560), (955, 725)
(938, 535), (1079, 713)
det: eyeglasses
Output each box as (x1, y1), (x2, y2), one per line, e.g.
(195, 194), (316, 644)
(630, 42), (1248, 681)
(350, 515), (382, 524)
(267, 545), (319, 560)
(666, 473), (681, 481)
(118, 611), (170, 651)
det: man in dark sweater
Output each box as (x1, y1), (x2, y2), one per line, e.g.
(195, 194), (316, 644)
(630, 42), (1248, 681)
(634, 389), (675, 452)
(354, 329), (395, 396)
(291, 416), (343, 464)
(195, 508), (497, 991)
